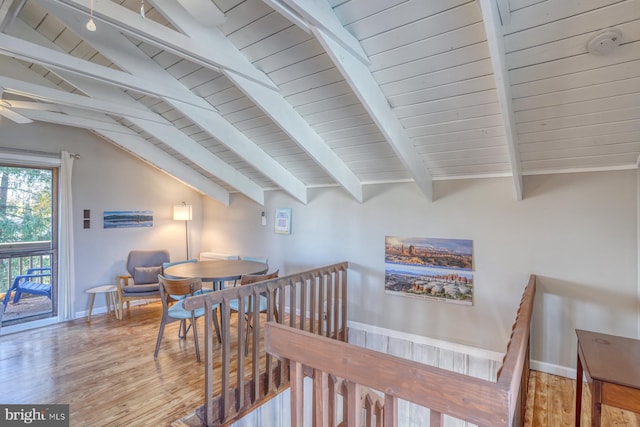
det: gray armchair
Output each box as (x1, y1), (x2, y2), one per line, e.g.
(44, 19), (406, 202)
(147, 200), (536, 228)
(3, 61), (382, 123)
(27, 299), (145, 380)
(116, 249), (170, 319)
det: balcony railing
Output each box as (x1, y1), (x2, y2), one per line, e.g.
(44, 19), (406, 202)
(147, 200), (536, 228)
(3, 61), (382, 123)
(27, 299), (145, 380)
(181, 266), (535, 427)
(265, 275), (536, 426)
(0, 242), (53, 296)
(183, 262), (349, 426)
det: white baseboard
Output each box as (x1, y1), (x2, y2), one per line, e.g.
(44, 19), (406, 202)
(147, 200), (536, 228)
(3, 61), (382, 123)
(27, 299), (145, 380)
(76, 298), (153, 319)
(530, 359), (575, 379)
(0, 316), (61, 335)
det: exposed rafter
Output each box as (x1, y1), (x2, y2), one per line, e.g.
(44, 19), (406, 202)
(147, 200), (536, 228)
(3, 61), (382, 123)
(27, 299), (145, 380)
(0, 0), (634, 206)
(478, 0), (522, 200)
(0, 76), (174, 126)
(496, 0), (511, 25)
(265, 0), (369, 65)
(71, 0), (363, 202)
(35, 0), (307, 204)
(0, 33), (212, 111)
(0, 0), (25, 32)
(7, 17), (270, 205)
(0, 39), (234, 204)
(7, 92), (230, 203)
(54, 0), (277, 91)
(172, 0), (226, 28)
(265, 0), (433, 201)
(96, 127), (233, 205)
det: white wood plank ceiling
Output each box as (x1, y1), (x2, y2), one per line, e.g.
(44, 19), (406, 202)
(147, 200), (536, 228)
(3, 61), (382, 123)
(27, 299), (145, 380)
(0, 0), (638, 205)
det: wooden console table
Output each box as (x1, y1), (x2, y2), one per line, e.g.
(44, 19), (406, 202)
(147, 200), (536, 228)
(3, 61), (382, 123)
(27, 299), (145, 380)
(575, 329), (640, 426)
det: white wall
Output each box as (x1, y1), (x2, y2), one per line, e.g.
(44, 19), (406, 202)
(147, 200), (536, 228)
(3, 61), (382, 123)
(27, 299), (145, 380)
(0, 121), (202, 316)
(202, 171), (638, 374)
(3, 121), (638, 374)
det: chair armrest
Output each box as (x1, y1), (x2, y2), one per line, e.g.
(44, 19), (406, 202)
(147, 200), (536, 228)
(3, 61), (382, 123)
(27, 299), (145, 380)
(116, 275), (132, 292)
(11, 271), (52, 287)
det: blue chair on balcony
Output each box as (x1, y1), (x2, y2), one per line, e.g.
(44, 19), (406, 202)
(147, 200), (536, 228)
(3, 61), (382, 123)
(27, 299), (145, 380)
(2, 267), (52, 312)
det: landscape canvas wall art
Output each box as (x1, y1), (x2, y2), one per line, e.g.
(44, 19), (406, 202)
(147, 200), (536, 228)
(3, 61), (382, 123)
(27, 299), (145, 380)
(385, 236), (474, 305)
(103, 211), (153, 228)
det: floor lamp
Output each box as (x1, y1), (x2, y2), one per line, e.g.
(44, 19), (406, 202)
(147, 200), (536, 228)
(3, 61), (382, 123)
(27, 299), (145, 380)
(173, 202), (192, 260)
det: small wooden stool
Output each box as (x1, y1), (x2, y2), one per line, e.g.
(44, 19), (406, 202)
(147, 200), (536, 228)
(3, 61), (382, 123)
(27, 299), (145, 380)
(85, 285), (118, 321)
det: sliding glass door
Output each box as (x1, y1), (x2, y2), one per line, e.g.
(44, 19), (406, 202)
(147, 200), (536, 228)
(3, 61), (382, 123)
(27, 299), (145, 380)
(0, 165), (58, 325)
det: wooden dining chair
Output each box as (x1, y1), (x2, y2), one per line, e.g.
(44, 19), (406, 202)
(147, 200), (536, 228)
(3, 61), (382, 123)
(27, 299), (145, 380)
(229, 269), (279, 353)
(154, 275), (221, 362)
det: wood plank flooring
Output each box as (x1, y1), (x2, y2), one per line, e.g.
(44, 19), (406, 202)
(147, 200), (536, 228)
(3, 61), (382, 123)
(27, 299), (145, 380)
(0, 302), (210, 426)
(524, 370), (640, 427)
(1, 302), (639, 426)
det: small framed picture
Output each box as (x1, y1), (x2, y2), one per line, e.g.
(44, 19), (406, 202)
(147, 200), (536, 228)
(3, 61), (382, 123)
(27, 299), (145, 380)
(274, 208), (292, 234)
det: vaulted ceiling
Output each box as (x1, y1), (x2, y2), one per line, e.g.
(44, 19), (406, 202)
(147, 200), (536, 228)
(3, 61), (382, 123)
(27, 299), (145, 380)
(0, 0), (638, 205)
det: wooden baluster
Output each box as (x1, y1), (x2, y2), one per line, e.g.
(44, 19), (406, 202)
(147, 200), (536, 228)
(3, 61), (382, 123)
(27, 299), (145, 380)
(339, 267), (348, 341)
(251, 289), (261, 402)
(374, 399), (384, 427)
(314, 369), (329, 426)
(221, 299), (232, 423)
(235, 293), (246, 411)
(326, 273), (333, 338)
(346, 381), (362, 427)
(334, 270), (340, 339)
(204, 302), (215, 426)
(316, 276), (327, 335)
(364, 395), (373, 427)
(290, 279), (297, 329)
(300, 275), (307, 332)
(328, 375), (338, 427)
(291, 361), (304, 427)
(383, 394), (397, 427)
(277, 281), (288, 387)
(430, 409), (442, 427)
(310, 273), (318, 334)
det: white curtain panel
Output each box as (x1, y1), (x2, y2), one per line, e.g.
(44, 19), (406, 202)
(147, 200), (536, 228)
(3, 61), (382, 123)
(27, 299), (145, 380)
(59, 151), (75, 320)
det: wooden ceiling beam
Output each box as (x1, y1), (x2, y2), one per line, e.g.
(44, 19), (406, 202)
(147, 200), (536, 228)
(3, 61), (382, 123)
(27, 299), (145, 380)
(14, 94), (231, 205)
(478, 0), (523, 200)
(54, 0), (277, 91)
(264, 0), (369, 65)
(0, 0), (25, 32)
(171, 0), (226, 28)
(45, 0), (304, 205)
(0, 76), (173, 126)
(2, 28), (234, 205)
(270, 0), (434, 201)
(152, 0), (363, 202)
(8, 13), (272, 205)
(0, 33), (211, 111)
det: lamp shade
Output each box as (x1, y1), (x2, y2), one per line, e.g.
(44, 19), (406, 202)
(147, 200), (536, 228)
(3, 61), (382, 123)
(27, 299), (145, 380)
(173, 204), (192, 221)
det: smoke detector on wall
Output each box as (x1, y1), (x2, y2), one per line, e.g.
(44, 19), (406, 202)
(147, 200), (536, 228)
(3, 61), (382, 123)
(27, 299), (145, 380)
(587, 28), (622, 55)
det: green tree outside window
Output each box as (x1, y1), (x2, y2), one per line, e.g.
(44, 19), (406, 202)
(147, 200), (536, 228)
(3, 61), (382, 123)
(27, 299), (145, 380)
(0, 166), (52, 243)
(0, 166), (53, 296)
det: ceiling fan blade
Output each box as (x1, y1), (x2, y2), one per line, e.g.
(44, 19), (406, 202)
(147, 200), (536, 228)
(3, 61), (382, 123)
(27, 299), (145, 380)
(0, 107), (33, 124)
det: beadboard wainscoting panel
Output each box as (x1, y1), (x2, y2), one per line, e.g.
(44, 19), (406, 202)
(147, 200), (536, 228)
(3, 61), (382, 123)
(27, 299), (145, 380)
(348, 321), (503, 427)
(233, 323), (503, 426)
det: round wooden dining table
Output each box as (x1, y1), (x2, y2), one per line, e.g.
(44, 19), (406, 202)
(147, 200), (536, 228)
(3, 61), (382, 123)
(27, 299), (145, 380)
(163, 259), (268, 290)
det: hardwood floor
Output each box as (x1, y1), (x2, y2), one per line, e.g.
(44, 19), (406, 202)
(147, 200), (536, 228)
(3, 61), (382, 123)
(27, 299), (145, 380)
(524, 370), (640, 427)
(0, 302), (209, 426)
(1, 303), (639, 426)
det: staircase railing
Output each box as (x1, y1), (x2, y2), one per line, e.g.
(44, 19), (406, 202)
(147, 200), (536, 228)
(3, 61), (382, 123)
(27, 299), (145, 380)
(183, 261), (349, 426)
(265, 274), (537, 426)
